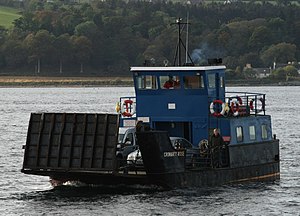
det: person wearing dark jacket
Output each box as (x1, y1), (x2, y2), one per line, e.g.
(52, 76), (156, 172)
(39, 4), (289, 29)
(210, 128), (225, 168)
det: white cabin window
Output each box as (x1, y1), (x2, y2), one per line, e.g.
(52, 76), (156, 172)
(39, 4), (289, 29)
(159, 76), (180, 89)
(220, 76), (224, 88)
(137, 75), (157, 90)
(184, 75), (204, 89)
(208, 74), (216, 88)
(249, 125), (256, 140)
(236, 126), (243, 142)
(261, 124), (268, 139)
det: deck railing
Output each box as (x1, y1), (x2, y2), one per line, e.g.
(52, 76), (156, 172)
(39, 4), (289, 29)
(209, 92), (266, 117)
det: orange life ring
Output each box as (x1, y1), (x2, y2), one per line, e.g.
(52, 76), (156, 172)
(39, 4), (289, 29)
(258, 97), (265, 112)
(121, 99), (136, 117)
(249, 99), (254, 110)
(237, 96), (243, 105)
(230, 98), (240, 116)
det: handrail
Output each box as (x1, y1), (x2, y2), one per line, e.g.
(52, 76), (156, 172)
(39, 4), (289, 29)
(209, 91), (266, 117)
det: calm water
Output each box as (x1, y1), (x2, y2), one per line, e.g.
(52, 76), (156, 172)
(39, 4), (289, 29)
(0, 86), (299, 216)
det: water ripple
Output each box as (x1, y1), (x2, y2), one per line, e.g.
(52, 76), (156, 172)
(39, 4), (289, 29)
(0, 86), (299, 216)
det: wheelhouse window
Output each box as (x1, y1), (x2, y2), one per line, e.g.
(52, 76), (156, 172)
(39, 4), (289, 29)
(236, 126), (243, 142)
(125, 132), (134, 145)
(249, 125), (256, 140)
(220, 76), (224, 88)
(183, 75), (204, 89)
(208, 74), (216, 88)
(136, 75), (157, 90)
(160, 76), (180, 89)
(261, 124), (268, 139)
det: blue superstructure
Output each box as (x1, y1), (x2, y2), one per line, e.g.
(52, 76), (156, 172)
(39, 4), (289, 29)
(119, 65), (273, 147)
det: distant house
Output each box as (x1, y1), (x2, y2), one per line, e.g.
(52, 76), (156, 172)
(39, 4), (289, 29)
(253, 68), (271, 78)
(244, 64), (271, 78)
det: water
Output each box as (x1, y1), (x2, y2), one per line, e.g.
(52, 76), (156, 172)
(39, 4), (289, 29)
(0, 86), (299, 215)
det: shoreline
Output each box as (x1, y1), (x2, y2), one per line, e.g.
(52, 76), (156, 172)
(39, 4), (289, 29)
(0, 76), (299, 87)
(0, 76), (134, 87)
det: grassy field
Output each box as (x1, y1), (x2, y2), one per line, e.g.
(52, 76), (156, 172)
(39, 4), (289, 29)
(0, 6), (21, 28)
(0, 76), (133, 87)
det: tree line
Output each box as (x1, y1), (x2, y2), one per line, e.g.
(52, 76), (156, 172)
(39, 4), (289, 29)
(0, 0), (300, 79)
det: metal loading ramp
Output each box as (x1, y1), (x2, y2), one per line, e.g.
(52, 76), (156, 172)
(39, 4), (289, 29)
(22, 113), (119, 174)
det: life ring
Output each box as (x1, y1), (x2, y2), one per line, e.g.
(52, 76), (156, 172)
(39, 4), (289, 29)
(237, 96), (243, 105)
(249, 99), (254, 110)
(121, 99), (136, 117)
(210, 100), (225, 117)
(230, 98), (240, 116)
(228, 96), (242, 105)
(258, 97), (265, 112)
(199, 139), (209, 156)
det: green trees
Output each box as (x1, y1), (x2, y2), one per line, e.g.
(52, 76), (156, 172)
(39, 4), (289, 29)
(272, 65), (299, 80)
(260, 43), (297, 66)
(0, 0), (299, 79)
(54, 34), (72, 74)
(72, 35), (92, 73)
(248, 26), (271, 51)
(13, 12), (38, 35)
(74, 21), (98, 39)
(24, 30), (54, 73)
(1, 39), (27, 68)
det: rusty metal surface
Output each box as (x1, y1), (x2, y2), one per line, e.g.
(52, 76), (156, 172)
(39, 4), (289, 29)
(22, 113), (119, 172)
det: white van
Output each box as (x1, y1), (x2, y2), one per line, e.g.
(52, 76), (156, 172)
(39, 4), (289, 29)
(116, 127), (137, 160)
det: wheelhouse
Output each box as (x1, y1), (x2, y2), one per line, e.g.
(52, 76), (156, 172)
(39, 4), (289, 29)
(118, 65), (273, 148)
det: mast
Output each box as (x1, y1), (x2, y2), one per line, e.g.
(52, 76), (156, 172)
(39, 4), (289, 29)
(185, 12), (189, 64)
(172, 18), (194, 66)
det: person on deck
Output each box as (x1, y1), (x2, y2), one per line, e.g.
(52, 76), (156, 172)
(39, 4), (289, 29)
(164, 76), (180, 89)
(163, 76), (175, 89)
(210, 128), (225, 168)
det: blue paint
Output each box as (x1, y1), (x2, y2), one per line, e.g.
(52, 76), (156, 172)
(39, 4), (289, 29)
(119, 66), (272, 147)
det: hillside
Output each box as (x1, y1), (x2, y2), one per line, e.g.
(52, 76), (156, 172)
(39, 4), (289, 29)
(0, 0), (300, 83)
(0, 6), (21, 28)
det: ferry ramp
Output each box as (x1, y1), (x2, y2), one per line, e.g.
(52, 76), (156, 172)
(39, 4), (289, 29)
(21, 113), (119, 176)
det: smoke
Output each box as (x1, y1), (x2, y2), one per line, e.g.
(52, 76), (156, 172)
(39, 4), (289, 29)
(191, 48), (205, 64)
(191, 43), (224, 65)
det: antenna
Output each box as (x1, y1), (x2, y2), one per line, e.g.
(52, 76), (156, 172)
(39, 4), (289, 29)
(171, 18), (194, 66)
(185, 12), (189, 63)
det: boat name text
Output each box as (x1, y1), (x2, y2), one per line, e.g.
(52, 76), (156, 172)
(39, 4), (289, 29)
(163, 151), (184, 157)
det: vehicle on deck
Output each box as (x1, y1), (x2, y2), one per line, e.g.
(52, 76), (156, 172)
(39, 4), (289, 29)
(116, 127), (137, 163)
(126, 137), (197, 167)
(127, 149), (143, 166)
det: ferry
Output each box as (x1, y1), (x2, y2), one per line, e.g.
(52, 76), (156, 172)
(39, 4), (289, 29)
(21, 19), (280, 188)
